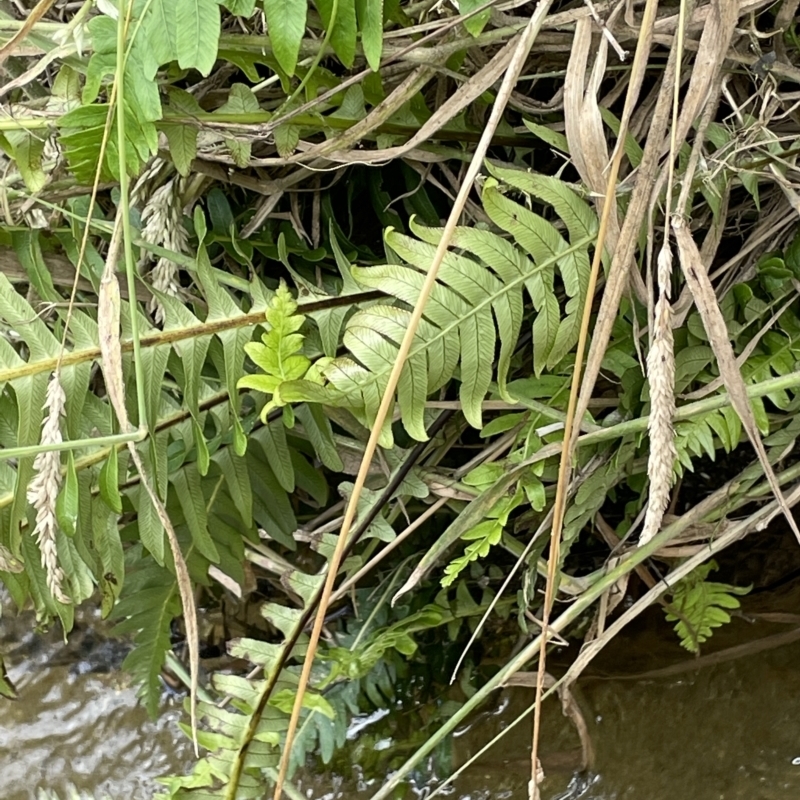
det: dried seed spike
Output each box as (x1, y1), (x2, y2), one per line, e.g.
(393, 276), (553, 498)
(138, 174), (189, 324)
(640, 246), (677, 546)
(27, 372), (71, 604)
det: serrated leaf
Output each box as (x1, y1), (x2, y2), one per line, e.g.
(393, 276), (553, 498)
(295, 404), (343, 472)
(274, 123), (300, 158)
(161, 122), (197, 176)
(135, 487), (165, 565)
(143, 0), (178, 69)
(99, 451), (123, 514)
(256, 422), (295, 493)
(172, 467), (219, 563)
(212, 447), (253, 527)
(114, 575), (180, 716)
(216, 83), (259, 167)
(532, 289), (559, 376)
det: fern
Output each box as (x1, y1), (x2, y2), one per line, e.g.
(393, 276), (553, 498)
(111, 555), (181, 717)
(237, 282), (323, 426)
(665, 561), (750, 653)
(279, 170), (596, 444)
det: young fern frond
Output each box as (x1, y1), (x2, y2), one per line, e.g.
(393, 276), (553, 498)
(664, 560), (750, 653)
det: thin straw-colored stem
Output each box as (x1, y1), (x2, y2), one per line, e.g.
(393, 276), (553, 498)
(268, 5), (554, 798)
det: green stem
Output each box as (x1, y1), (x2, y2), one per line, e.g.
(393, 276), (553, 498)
(0, 430), (144, 462)
(116, 0), (147, 431)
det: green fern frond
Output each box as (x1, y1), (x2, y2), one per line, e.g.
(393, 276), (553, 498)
(238, 282), (322, 425)
(665, 560), (750, 653)
(111, 557), (181, 717)
(278, 172), (595, 445)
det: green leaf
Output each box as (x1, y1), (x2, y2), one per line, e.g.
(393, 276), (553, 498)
(295, 404), (344, 472)
(143, 0), (179, 69)
(238, 282), (312, 419)
(55, 451), (79, 538)
(216, 83), (259, 167)
(99, 451), (123, 514)
(0, 657), (16, 699)
(212, 447), (253, 527)
(161, 122), (197, 176)
(665, 560), (750, 652)
(532, 290), (559, 375)
(224, 0), (257, 13)
(459, 0), (491, 37)
(274, 123), (300, 158)
(5, 131), (46, 193)
(271, 688), (334, 718)
(356, 0), (383, 71)
(93, 501), (125, 617)
(192, 418), (211, 477)
(175, 0), (221, 76)
(264, 0), (307, 76)
(315, 0), (357, 67)
(113, 562), (181, 717)
(523, 119), (569, 153)
(257, 422), (295, 493)
(135, 444), (165, 564)
(172, 467), (219, 563)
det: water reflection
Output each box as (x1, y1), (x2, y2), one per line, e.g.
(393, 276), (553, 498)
(3, 610), (800, 799)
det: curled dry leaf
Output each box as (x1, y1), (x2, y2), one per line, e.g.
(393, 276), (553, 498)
(673, 219), (800, 545)
(97, 221), (200, 752)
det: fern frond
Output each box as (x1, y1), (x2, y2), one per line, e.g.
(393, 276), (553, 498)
(276, 173), (595, 443)
(665, 560), (750, 652)
(112, 556), (181, 717)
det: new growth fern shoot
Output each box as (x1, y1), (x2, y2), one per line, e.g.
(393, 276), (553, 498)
(664, 560), (750, 653)
(238, 282), (327, 426)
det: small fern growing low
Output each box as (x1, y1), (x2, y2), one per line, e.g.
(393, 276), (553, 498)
(664, 560), (750, 652)
(238, 281), (327, 426)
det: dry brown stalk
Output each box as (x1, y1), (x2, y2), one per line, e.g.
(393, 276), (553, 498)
(673, 219), (800, 545)
(97, 218), (200, 751)
(529, 0), (664, 794)
(573, 0), (677, 431)
(268, 6), (556, 799)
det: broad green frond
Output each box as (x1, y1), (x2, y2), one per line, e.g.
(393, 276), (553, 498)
(278, 173), (595, 441)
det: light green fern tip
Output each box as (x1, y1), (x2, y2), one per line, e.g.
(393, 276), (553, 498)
(665, 560), (751, 653)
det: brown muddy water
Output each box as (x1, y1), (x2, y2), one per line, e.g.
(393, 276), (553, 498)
(3, 579), (800, 799)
